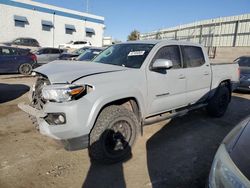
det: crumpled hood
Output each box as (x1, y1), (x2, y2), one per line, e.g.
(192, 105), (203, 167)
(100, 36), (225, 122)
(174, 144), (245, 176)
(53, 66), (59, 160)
(34, 60), (128, 83)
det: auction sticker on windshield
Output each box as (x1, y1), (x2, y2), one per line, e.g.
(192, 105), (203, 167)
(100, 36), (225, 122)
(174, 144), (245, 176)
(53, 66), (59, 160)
(128, 51), (145, 56)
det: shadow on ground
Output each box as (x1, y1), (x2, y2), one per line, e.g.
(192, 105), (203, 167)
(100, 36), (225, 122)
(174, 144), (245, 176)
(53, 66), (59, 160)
(82, 162), (126, 188)
(81, 95), (250, 188)
(82, 137), (132, 188)
(0, 83), (30, 103)
(146, 95), (250, 188)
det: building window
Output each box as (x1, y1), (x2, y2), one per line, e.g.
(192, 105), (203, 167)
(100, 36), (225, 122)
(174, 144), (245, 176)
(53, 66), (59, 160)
(65, 28), (74, 35)
(85, 27), (95, 38)
(14, 15), (28, 28)
(65, 24), (76, 35)
(15, 21), (25, 27)
(42, 20), (54, 31)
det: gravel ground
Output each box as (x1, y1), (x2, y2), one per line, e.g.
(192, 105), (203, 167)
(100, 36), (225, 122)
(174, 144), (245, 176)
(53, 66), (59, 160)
(0, 74), (250, 188)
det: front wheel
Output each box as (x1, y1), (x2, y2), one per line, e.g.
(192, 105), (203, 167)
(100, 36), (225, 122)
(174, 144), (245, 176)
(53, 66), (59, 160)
(89, 105), (139, 164)
(206, 85), (230, 117)
(19, 63), (32, 75)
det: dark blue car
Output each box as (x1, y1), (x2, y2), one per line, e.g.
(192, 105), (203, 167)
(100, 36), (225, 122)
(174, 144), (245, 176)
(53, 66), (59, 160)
(0, 46), (37, 75)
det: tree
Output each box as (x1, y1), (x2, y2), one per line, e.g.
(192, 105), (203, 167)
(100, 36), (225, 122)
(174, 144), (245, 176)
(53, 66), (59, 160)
(127, 30), (140, 41)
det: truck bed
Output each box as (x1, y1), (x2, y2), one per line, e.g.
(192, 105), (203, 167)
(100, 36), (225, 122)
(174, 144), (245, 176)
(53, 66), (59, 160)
(210, 62), (239, 90)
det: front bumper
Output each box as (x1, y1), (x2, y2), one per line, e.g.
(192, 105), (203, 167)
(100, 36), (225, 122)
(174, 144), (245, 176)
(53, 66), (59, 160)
(18, 100), (92, 151)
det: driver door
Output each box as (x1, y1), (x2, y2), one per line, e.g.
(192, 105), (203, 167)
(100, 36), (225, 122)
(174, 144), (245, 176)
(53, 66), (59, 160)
(146, 45), (187, 116)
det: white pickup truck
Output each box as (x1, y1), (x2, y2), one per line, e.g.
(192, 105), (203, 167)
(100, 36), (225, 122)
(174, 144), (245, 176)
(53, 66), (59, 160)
(19, 40), (239, 163)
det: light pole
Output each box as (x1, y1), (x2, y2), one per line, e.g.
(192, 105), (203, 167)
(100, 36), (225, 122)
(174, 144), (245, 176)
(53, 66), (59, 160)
(86, 0), (89, 13)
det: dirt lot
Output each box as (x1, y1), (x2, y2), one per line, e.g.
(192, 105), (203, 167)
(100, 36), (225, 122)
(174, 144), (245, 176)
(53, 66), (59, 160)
(0, 74), (250, 188)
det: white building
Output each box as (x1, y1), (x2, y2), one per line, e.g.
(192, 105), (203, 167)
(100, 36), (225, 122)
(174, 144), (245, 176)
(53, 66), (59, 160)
(0, 0), (105, 47)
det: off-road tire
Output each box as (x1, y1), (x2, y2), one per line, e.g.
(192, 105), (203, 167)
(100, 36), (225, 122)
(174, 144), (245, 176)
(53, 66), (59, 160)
(206, 85), (230, 117)
(19, 63), (32, 75)
(89, 105), (139, 164)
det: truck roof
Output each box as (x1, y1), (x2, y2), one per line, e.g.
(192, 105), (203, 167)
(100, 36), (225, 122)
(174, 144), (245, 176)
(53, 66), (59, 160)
(124, 39), (203, 47)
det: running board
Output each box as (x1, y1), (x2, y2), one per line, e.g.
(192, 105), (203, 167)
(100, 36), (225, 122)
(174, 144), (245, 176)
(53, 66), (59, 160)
(143, 103), (207, 126)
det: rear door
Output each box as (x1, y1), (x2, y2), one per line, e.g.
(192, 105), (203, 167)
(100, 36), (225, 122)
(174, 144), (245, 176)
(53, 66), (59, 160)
(182, 45), (211, 104)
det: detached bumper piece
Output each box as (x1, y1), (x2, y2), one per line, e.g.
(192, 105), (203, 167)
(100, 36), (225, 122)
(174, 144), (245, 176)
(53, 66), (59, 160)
(62, 134), (89, 151)
(18, 102), (47, 118)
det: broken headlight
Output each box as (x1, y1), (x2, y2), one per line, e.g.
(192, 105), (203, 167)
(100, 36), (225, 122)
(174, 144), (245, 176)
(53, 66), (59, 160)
(42, 84), (86, 102)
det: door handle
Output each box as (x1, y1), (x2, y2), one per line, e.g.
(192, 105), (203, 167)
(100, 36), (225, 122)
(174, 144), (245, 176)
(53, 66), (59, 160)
(178, 74), (186, 79)
(204, 71), (209, 75)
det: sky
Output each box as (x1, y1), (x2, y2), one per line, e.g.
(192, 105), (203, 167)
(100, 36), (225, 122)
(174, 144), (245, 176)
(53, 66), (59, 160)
(34, 0), (250, 41)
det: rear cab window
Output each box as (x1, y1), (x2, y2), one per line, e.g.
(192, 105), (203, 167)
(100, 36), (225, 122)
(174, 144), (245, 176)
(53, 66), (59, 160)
(181, 46), (205, 68)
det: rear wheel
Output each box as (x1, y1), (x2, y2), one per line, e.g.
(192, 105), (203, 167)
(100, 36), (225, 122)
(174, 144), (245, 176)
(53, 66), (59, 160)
(89, 105), (139, 164)
(19, 63), (32, 75)
(206, 85), (230, 117)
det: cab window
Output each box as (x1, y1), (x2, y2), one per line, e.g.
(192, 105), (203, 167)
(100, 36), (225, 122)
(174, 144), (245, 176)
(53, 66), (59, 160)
(181, 46), (205, 68)
(152, 45), (182, 69)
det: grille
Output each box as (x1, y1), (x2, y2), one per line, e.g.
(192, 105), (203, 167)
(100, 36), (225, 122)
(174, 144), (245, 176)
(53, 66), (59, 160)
(32, 75), (50, 110)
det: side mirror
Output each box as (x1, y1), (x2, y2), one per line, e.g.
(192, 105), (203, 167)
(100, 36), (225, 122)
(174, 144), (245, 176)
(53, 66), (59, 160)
(152, 59), (173, 69)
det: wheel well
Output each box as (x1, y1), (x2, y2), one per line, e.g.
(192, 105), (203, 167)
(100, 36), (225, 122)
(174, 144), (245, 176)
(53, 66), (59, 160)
(220, 80), (231, 91)
(220, 80), (231, 89)
(105, 98), (141, 122)
(220, 80), (232, 100)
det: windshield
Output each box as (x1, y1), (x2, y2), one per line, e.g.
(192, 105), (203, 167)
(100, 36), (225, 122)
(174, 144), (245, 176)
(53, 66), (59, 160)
(92, 43), (154, 68)
(76, 49), (102, 61)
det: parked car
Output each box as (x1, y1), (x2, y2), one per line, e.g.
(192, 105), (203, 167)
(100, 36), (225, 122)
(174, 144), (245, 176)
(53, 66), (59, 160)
(3, 37), (40, 50)
(75, 47), (104, 61)
(234, 56), (250, 91)
(58, 40), (91, 50)
(19, 40), (239, 163)
(0, 46), (37, 75)
(208, 116), (250, 188)
(58, 47), (89, 60)
(34, 47), (64, 65)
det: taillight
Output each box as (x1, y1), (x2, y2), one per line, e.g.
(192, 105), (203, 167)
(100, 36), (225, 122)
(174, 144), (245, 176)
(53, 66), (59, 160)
(29, 53), (37, 62)
(238, 67), (241, 80)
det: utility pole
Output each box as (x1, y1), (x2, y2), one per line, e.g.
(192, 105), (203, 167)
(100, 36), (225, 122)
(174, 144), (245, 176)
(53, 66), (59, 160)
(86, 0), (89, 13)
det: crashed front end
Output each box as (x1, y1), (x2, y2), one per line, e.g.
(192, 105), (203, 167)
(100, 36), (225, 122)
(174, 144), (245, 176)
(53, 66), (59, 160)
(18, 73), (91, 151)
